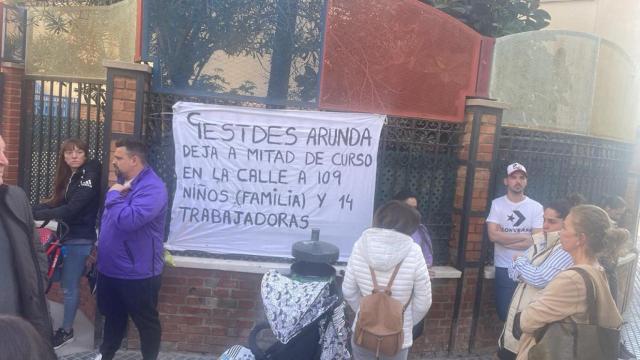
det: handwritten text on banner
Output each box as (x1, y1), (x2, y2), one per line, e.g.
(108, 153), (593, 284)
(167, 102), (385, 260)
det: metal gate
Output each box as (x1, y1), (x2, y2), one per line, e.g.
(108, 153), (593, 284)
(492, 127), (634, 207)
(374, 117), (463, 265)
(19, 77), (108, 204)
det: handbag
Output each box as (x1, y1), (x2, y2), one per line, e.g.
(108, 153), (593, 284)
(528, 267), (620, 360)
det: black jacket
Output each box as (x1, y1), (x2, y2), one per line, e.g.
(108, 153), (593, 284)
(33, 159), (101, 241)
(0, 185), (52, 345)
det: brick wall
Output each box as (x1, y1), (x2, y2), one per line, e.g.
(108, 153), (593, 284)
(0, 63), (25, 185)
(110, 76), (138, 135)
(451, 111), (496, 263)
(411, 278), (457, 355)
(106, 72), (144, 185)
(126, 267), (264, 354)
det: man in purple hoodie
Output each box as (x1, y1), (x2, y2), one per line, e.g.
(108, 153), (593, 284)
(95, 138), (168, 360)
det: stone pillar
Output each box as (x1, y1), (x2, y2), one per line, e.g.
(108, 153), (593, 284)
(83, 60), (151, 347)
(448, 98), (507, 353)
(0, 62), (25, 185)
(102, 60), (151, 186)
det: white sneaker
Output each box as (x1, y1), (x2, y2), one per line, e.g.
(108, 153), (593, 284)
(93, 353), (102, 360)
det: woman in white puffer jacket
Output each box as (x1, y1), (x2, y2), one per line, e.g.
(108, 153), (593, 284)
(343, 200), (433, 360)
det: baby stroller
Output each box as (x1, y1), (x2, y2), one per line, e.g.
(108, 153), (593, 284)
(237, 269), (351, 360)
(37, 220), (69, 293)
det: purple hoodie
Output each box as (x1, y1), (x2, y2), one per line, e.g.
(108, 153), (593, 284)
(411, 224), (433, 267)
(97, 166), (168, 279)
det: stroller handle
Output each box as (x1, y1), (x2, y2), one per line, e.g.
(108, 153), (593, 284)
(38, 220), (70, 242)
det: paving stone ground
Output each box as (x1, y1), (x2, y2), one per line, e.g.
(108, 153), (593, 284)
(61, 349), (495, 360)
(61, 351), (216, 360)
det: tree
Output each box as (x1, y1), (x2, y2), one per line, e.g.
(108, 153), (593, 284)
(422, 0), (551, 37)
(147, 0), (323, 102)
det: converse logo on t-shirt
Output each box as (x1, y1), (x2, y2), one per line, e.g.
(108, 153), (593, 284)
(509, 210), (525, 227)
(487, 195), (544, 268)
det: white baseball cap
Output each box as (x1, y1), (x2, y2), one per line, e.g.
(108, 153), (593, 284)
(507, 162), (527, 176)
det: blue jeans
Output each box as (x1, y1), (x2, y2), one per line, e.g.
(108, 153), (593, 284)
(53, 243), (92, 330)
(495, 267), (517, 322)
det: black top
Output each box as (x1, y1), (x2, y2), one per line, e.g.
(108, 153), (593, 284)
(33, 159), (101, 242)
(0, 217), (20, 314)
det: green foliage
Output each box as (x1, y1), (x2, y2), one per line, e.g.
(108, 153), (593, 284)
(16, 0), (322, 100)
(149, 1), (267, 89)
(26, 1), (136, 79)
(423, 0), (551, 37)
(147, 0), (323, 102)
(1, 5), (26, 62)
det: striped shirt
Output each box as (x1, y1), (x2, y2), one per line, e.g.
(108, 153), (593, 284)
(508, 243), (574, 289)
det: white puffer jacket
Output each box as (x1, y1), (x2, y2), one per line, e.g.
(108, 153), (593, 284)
(342, 228), (432, 349)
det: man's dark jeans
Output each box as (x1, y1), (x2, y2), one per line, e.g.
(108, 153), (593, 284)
(97, 273), (162, 360)
(495, 267), (517, 322)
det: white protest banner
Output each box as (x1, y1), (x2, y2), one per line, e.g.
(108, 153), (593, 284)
(167, 102), (385, 260)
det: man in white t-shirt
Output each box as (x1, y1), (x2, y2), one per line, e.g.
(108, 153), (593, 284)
(486, 163), (543, 321)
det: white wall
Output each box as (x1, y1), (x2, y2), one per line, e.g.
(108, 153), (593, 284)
(541, 0), (640, 64)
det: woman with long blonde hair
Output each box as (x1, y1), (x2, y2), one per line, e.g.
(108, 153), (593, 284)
(514, 205), (626, 359)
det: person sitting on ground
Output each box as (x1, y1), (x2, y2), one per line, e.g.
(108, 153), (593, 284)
(0, 314), (57, 360)
(498, 194), (584, 360)
(513, 205), (625, 360)
(342, 200), (432, 360)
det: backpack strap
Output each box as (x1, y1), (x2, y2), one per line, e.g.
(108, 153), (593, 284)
(403, 288), (414, 313)
(369, 266), (380, 290)
(369, 261), (404, 294)
(369, 262), (416, 316)
(385, 261), (403, 291)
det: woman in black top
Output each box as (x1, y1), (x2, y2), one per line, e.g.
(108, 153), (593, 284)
(33, 138), (100, 349)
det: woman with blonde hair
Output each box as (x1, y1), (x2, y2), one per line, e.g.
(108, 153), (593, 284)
(514, 205), (626, 359)
(33, 138), (101, 349)
(498, 194), (584, 359)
